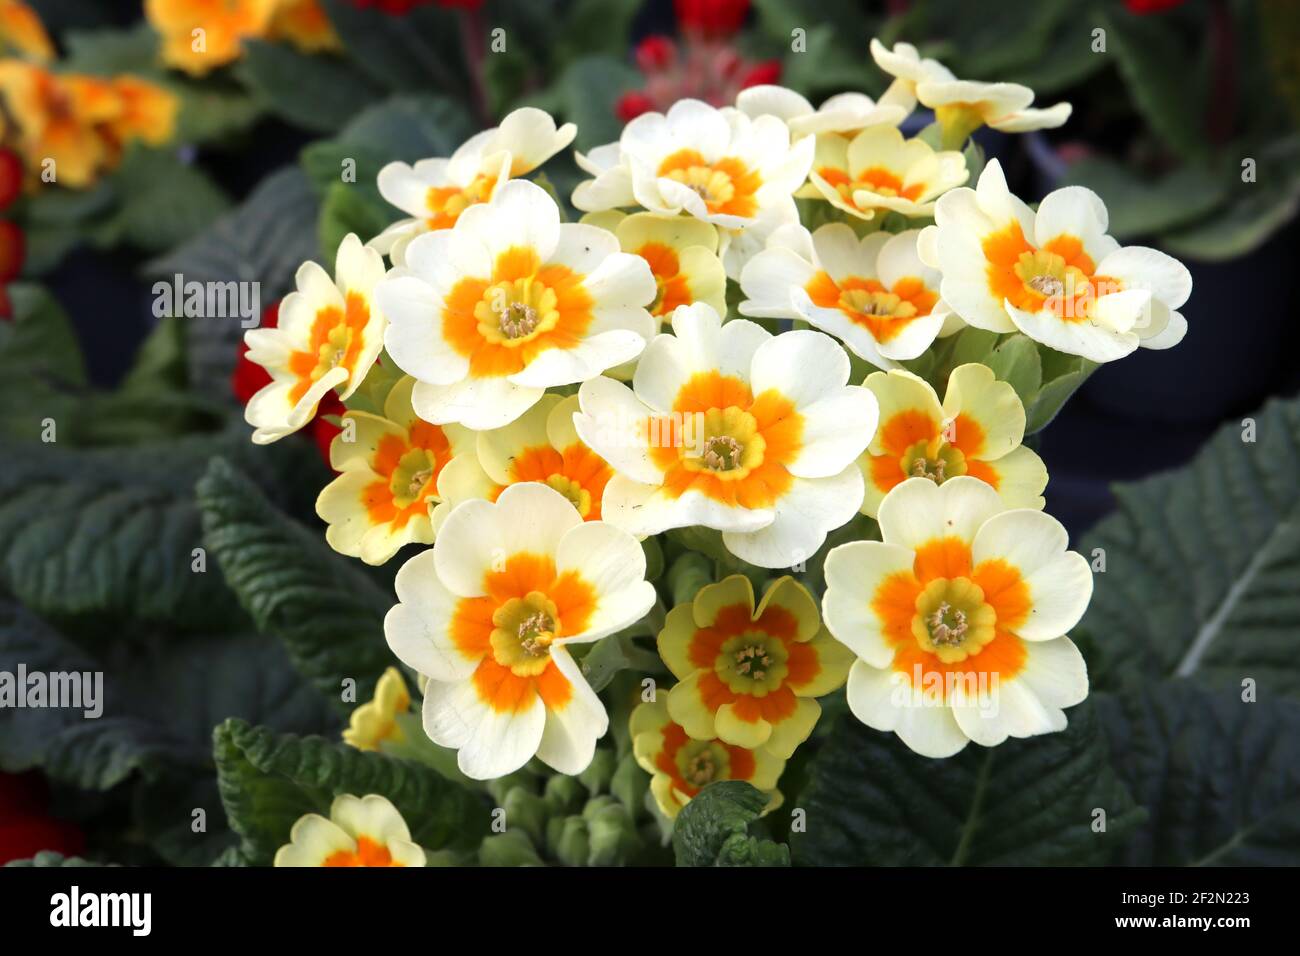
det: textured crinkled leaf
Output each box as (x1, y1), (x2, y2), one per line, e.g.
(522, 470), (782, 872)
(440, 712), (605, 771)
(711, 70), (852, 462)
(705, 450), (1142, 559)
(236, 40), (382, 132)
(197, 458), (393, 707)
(1079, 395), (1300, 697)
(673, 781), (791, 867)
(1097, 681), (1300, 865)
(213, 718), (487, 864)
(92, 147), (230, 254)
(790, 701), (1144, 865)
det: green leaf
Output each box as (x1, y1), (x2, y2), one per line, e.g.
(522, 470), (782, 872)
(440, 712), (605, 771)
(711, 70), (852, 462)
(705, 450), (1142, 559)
(236, 41), (383, 132)
(555, 56), (640, 151)
(1024, 352), (1096, 435)
(0, 595), (333, 793)
(791, 701), (1144, 865)
(213, 717), (487, 864)
(1104, 9), (1208, 157)
(92, 147), (230, 255)
(982, 334), (1042, 408)
(0, 425), (268, 625)
(120, 317), (188, 395)
(1160, 134), (1300, 261)
(1098, 681), (1300, 865)
(1079, 394), (1300, 698)
(673, 781), (791, 866)
(197, 458), (394, 707)
(778, 24), (875, 99)
(318, 179), (391, 262)
(576, 624), (664, 694)
(144, 167), (320, 396)
(4, 852), (109, 867)
(320, 0), (468, 95)
(1062, 157), (1228, 240)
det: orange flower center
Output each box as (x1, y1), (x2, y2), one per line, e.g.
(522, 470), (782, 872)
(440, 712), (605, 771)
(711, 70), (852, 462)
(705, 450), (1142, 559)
(657, 149), (761, 218)
(287, 291), (370, 404)
(805, 272), (937, 343)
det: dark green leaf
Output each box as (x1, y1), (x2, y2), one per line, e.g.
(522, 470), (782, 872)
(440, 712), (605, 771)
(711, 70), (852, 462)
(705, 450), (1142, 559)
(791, 701), (1143, 865)
(197, 458), (394, 707)
(983, 334), (1042, 407)
(1098, 681), (1300, 865)
(236, 42), (383, 132)
(673, 780), (790, 866)
(213, 717), (487, 864)
(1079, 394), (1300, 698)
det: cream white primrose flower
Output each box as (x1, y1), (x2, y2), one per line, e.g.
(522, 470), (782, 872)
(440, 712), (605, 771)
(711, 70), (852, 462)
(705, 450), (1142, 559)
(384, 482), (657, 780)
(869, 39), (1071, 142)
(243, 233), (386, 445)
(920, 160), (1191, 362)
(315, 376), (475, 566)
(573, 303), (878, 569)
(572, 98), (814, 232)
(376, 179), (657, 430)
(739, 222), (953, 369)
(373, 107), (576, 265)
(804, 125), (968, 221)
(822, 476), (1091, 759)
(273, 794), (425, 867)
(735, 84), (907, 138)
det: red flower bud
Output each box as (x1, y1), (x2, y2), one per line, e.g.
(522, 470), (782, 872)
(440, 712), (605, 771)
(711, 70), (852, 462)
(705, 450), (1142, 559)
(616, 90), (657, 122)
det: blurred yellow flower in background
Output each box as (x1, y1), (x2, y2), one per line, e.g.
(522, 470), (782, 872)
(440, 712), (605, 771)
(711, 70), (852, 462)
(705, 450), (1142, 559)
(0, 0), (54, 61)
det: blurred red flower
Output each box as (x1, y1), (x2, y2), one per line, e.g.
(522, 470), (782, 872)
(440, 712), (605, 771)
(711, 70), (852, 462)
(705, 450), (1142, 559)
(0, 148), (22, 211)
(0, 771), (84, 865)
(636, 35), (677, 73)
(738, 59), (781, 89)
(616, 90), (657, 121)
(1123, 0), (1186, 12)
(675, 0), (750, 39)
(348, 0), (481, 13)
(0, 219), (25, 283)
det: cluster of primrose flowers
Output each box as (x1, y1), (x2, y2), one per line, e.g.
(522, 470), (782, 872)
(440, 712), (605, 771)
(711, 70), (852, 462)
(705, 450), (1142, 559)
(244, 38), (1193, 864)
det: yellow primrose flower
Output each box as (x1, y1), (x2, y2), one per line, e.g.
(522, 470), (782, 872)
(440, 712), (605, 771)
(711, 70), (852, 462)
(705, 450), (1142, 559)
(433, 393), (613, 526)
(273, 793), (426, 867)
(343, 667), (412, 751)
(373, 107), (576, 264)
(822, 476), (1091, 759)
(268, 0), (340, 54)
(920, 160), (1192, 362)
(735, 84), (907, 138)
(581, 211), (727, 327)
(574, 302), (877, 568)
(859, 365), (1047, 518)
(243, 234), (388, 444)
(869, 39), (1071, 147)
(104, 75), (179, 148)
(805, 125), (967, 221)
(376, 179), (656, 430)
(659, 575), (853, 758)
(145, 0), (276, 76)
(0, 0), (54, 61)
(316, 376), (474, 565)
(573, 98), (813, 232)
(0, 63), (121, 188)
(631, 697), (785, 820)
(740, 223), (954, 370)
(384, 483), (657, 780)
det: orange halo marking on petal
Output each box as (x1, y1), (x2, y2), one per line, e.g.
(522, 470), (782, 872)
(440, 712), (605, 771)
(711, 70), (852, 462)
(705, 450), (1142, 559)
(323, 836), (401, 867)
(507, 442), (613, 521)
(637, 241), (692, 319)
(855, 166), (924, 201)
(455, 552), (596, 713)
(287, 290), (370, 404)
(442, 246), (594, 379)
(805, 271), (936, 344)
(656, 148), (761, 218)
(360, 423), (453, 529)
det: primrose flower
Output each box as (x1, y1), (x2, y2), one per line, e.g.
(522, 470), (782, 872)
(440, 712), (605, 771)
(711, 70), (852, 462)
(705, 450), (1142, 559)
(107, 76), (180, 148)
(631, 696), (785, 820)
(315, 376), (474, 565)
(268, 0), (340, 53)
(377, 179), (656, 430)
(659, 575), (854, 756)
(740, 223), (952, 369)
(574, 303), (877, 568)
(374, 107), (576, 264)
(572, 98), (814, 232)
(735, 84), (907, 138)
(0, 1), (54, 61)
(859, 365), (1047, 517)
(384, 482), (657, 779)
(243, 234), (386, 444)
(581, 210), (727, 327)
(822, 476), (1091, 759)
(145, 0), (275, 76)
(273, 794), (425, 867)
(0, 63), (119, 187)
(433, 393), (613, 524)
(806, 125), (968, 221)
(869, 39), (1071, 145)
(921, 160), (1191, 362)
(343, 667), (411, 751)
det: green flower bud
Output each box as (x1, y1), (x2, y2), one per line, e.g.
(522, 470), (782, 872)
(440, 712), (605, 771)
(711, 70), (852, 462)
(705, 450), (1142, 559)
(478, 831), (544, 867)
(578, 748), (616, 795)
(554, 816), (590, 867)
